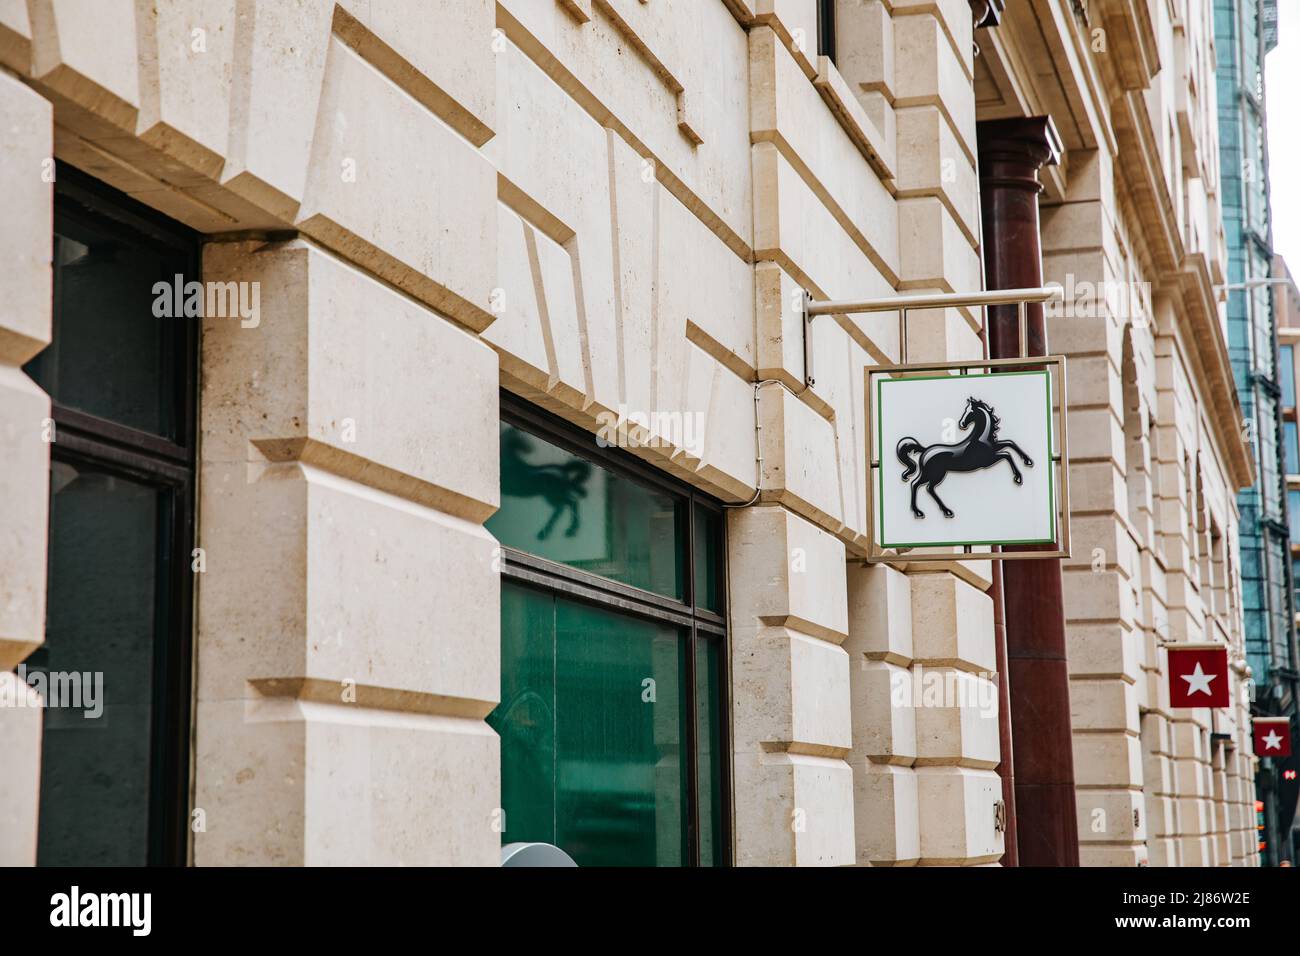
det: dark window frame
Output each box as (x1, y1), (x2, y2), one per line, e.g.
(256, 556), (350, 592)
(35, 165), (198, 866)
(817, 0), (836, 62)
(497, 390), (731, 866)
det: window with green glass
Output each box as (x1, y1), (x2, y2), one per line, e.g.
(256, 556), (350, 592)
(487, 397), (728, 866)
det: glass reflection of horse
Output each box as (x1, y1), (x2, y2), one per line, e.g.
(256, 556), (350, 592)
(895, 396), (1033, 519)
(501, 428), (592, 539)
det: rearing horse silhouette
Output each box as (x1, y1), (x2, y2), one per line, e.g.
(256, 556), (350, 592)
(896, 396), (1033, 519)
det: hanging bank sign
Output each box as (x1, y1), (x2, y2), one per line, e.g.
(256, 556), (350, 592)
(802, 285), (1070, 563)
(864, 356), (1071, 562)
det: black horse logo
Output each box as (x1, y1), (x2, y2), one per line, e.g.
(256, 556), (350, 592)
(501, 428), (592, 539)
(895, 396), (1033, 519)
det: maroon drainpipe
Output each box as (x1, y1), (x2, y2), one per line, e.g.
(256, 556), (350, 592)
(977, 115), (1080, 867)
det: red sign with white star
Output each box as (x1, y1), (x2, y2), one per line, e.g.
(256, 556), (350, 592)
(1253, 718), (1292, 758)
(1167, 644), (1230, 708)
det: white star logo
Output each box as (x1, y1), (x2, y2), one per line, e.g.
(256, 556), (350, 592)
(1181, 662), (1217, 697)
(1262, 729), (1284, 751)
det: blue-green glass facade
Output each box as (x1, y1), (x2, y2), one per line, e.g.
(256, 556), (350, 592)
(1215, 0), (1293, 688)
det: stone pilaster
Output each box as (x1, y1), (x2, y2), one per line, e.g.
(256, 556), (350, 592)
(727, 504), (854, 866)
(0, 67), (53, 865)
(193, 239), (502, 865)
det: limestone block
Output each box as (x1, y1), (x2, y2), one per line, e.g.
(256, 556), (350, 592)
(1178, 833), (1212, 866)
(29, 0), (140, 133)
(729, 505), (849, 640)
(1067, 460), (1126, 513)
(915, 766), (1004, 864)
(485, 204), (585, 402)
(731, 623), (853, 757)
(1063, 570), (1135, 627)
(754, 0), (818, 78)
(889, 0), (974, 76)
(1080, 845), (1148, 866)
(914, 669), (1000, 768)
(1063, 514), (1133, 574)
(732, 751), (855, 866)
(298, 36), (496, 332)
(855, 763), (919, 865)
(847, 563), (913, 666)
(897, 197), (980, 293)
(749, 28), (899, 278)
(201, 241), (499, 521)
(334, 0), (495, 145)
(0, 71), (52, 363)
(909, 572), (996, 674)
(196, 462), (499, 710)
(1147, 836), (1179, 866)
(0, 672), (41, 864)
(657, 184), (757, 373)
(1149, 794), (1178, 836)
(890, 13), (974, 159)
(1070, 678), (1138, 733)
(1065, 623), (1138, 681)
(135, 0), (236, 177)
(193, 698), (499, 866)
(852, 660), (916, 764)
(894, 105), (979, 244)
(222, 0), (332, 219)
(814, 55), (894, 180)
(497, 0), (753, 251)
(0, 369), (50, 670)
(1065, 406), (1124, 463)
(1173, 758), (1210, 797)
(754, 261), (807, 386)
(834, 0), (893, 100)
(0, 0), (31, 72)
(756, 383), (844, 530)
(1143, 750), (1173, 796)
(1171, 720), (1208, 761)
(751, 141), (895, 304)
(1077, 788), (1145, 844)
(1072, 732), (1143, 787)
(900, 302), (983, 363)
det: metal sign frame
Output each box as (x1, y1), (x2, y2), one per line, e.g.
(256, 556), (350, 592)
(863, 354), (1071, 563)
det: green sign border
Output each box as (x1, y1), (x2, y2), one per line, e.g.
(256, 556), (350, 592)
(876, 369), (1056, 550)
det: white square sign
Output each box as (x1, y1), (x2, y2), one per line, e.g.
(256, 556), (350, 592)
(875, 369), (1056, 549)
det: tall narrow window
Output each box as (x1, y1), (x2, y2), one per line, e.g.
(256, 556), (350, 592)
(487, 395), (729, 866)
(817, 0), (836, 61)
(22, 167), (197, 866)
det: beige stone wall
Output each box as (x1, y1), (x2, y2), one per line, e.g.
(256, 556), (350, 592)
(0, 0), (1009, 866)
(4, 0), (1259, 869)
(983, 0), (1261, 866)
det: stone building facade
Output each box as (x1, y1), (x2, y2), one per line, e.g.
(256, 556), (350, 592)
(0, 0), (1261, 866)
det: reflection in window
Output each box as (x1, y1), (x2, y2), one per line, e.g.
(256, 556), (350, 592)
(489, 423), (686, 599)
(490, 405), (727, 866)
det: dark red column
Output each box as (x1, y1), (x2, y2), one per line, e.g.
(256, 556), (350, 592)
(977, 116), (1079, 867)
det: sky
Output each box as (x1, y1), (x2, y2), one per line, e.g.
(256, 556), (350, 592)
(1267, 2), (1300, 269)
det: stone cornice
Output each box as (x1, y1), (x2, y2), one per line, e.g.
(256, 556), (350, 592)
(1093, 0), (1160, 90)
(1172, 253), (1256, 490)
